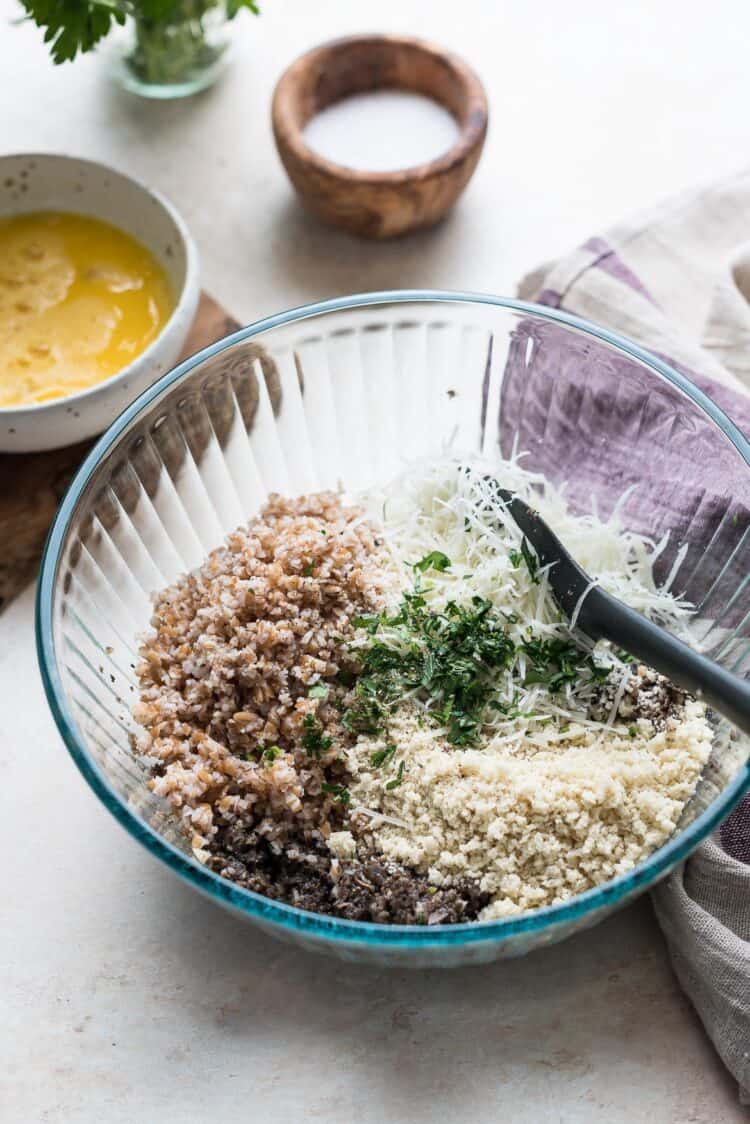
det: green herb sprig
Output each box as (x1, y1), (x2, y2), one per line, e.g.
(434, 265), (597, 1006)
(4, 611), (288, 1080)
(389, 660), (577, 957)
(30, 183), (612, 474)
(301, 714), (332, 757)
(370, 743), (397, 768)
(385, 761), (406, 790)
(412, 550), (452, 574)
(20, 0), (260, 64)
(321, 782), (351, 806)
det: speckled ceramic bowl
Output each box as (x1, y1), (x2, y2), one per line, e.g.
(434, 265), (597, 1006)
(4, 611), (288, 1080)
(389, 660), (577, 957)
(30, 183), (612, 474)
(0, 153), (200, 453)
(37, 292), (750, 966)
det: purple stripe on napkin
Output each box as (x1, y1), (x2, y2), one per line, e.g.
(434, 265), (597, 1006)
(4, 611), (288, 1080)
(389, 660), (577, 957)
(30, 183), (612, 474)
(583, 237), (657, 303)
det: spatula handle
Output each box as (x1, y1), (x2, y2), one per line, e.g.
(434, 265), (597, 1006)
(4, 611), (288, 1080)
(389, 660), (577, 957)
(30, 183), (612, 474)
(578, 587), (750, 735)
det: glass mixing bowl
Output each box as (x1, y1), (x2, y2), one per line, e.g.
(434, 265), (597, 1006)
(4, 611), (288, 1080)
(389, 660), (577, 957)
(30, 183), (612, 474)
(37, 292), (750, 967)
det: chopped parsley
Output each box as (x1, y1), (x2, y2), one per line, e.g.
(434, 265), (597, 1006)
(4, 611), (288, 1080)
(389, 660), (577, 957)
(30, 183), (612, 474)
(351, 613), (381, 635)
(342, 688), (384, 735)
(307, 684), (329, 699)
(346, 591), (516, 746)
(522, 637), (583, 691)
(370, 743), (397, 767)
(385, 760), (406, 790)
(413, 550), (452, 573)
(321, 782), (351, 805)
(244, 743), (283, 763)
(521, 637), (609, 693)
(519, 536), (540, 584)
(302, 562), (315, 577)
(301, 714), (332, 757)
(344, 556), (611, 747)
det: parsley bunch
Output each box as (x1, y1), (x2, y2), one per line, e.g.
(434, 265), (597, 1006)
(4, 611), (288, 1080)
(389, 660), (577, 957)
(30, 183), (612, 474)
(20, 0), (259, 64)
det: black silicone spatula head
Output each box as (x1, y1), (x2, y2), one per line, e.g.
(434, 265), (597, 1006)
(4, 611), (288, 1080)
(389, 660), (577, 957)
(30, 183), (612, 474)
(493, 487), (594, 619)
(488, 480), (750, 736)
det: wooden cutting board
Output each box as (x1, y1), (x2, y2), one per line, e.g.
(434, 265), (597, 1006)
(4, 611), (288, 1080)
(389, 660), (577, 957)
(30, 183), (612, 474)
(0, 292), (240, 612)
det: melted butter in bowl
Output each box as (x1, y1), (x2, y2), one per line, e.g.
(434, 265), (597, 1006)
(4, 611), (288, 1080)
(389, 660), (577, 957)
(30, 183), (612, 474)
(0, 211), (175, 407)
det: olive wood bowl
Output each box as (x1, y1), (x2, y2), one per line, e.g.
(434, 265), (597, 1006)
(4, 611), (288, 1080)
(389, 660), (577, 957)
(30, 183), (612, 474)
(271, 34), (488, 239)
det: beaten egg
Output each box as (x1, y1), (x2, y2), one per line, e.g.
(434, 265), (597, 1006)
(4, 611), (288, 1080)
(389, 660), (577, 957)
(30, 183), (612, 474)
(0, 211), (175, 408)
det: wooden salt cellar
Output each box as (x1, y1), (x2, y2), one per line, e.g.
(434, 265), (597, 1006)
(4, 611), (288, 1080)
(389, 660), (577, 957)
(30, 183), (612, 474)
(272, 34), (488, 239)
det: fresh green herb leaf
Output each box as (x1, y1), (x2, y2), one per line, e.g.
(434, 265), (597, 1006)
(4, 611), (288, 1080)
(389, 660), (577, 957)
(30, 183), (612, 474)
(519, 537), (540, 583)
(587, 658), (611, 683)
(370, 743), (397, 768)
(628, 725), (637, 738)
(21, 0), (260, 65)
(352, 613), (382, 635)
(301, 714), (332, 757)
(342, 690), (384, 735)
(19, 0), (125, 64)
(226, 0), (261, 17)
(303, 562), (315, 577)
(307, 684), (328, 699)
(321, 782), (351, 805)
(262, 745), (282, 762)
(385, 760), (406, 790)
(508, 548), (523, 568)
(413, 550), (452, 573)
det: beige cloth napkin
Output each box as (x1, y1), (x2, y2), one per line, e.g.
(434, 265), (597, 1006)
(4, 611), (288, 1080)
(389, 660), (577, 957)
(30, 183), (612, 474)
(519, 168), (750, 1102)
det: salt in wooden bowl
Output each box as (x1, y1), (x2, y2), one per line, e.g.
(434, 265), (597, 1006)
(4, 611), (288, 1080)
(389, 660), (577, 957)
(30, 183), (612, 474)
(271, 34), (489, 239)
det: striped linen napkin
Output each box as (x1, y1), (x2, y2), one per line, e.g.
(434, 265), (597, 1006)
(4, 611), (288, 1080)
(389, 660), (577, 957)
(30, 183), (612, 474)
(518, 169), (750, 1103)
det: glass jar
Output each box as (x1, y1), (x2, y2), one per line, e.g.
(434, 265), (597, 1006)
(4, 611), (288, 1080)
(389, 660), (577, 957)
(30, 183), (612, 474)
(114, 1), (231, 99)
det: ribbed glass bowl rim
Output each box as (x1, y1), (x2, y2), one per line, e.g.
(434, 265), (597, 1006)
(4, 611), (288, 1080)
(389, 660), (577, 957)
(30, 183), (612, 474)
(36, 290), (750, 949)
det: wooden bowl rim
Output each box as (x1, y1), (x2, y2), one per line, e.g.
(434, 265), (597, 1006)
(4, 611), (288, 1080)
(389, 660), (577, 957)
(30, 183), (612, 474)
(271, 33), (489, 187)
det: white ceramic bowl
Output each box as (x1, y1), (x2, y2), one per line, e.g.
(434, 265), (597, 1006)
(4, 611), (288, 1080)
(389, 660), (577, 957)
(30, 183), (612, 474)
(0, 153), (200, 453)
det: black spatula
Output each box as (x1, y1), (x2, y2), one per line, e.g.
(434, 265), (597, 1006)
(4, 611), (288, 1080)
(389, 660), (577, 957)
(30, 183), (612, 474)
(493, 485), (750, 735)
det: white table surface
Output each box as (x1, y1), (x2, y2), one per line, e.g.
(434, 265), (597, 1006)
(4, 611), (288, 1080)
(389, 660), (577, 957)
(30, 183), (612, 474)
(2, 2), (749, 1120)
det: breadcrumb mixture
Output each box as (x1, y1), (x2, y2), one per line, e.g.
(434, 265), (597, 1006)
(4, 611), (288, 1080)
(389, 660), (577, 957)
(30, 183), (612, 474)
(346, 679), (713, 919)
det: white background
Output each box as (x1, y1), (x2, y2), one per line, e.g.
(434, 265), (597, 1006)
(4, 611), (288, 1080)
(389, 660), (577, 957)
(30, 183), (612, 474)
(2, 1), (749, 1120)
